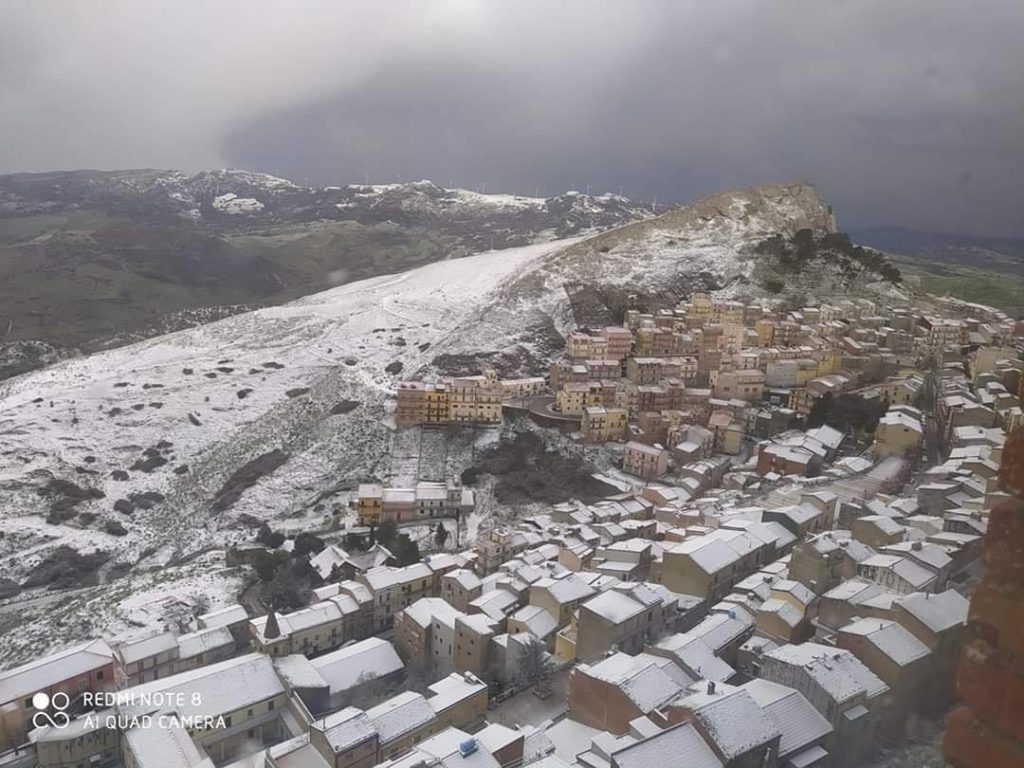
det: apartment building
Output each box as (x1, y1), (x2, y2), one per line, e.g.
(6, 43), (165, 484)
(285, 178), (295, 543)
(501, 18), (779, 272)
(573, 583), (679, 662)
(439, 568), (482, 612)
(857, 554), (937, 595)
(711, 368), (766, 401)
(892, 589), (969, 704)
(529, 574), (597, 628)
(356, 479), (472, 526)
(874, 405), (925, 458)
(760, 643), (890, 768)
(118, 653), (290, 766)
(661, 530), (770, 603)
(359, 563), (435, 631)
(394, 381), (451, 427)
(837, 618), (932, 728)
(113, 631), (179, 685)
(395, 370), (505, 427)
(622, 441), (669, 479)
(581, 405), (629, 442)
(393, 598), (497, 679)
(568, 652), (688, 734)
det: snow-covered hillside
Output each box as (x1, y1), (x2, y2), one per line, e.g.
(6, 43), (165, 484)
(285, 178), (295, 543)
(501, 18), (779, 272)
(431, 182), (845, 363)
(0, 239), (575, 579)
(0, 182), (839, 577)
(0, 180), (875, 658)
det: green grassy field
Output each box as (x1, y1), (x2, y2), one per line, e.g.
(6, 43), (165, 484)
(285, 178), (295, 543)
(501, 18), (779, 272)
(889, 254), (1024, 316)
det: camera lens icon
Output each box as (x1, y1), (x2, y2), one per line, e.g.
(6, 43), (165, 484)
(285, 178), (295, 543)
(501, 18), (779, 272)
(31, 691), (70, 730)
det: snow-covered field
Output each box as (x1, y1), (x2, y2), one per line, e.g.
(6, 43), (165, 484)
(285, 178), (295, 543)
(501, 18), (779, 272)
(0, 237), (586, 651)
(0, 239), (575, 570)
(0, 553), (246, 664)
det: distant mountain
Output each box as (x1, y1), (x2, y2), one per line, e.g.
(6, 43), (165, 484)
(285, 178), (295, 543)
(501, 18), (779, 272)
(0, 169), (655, 379)
(850, 226), (1024, 272)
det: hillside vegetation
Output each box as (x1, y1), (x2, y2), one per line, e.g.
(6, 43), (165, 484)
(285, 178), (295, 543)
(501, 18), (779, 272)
(751, 229), (902, 305)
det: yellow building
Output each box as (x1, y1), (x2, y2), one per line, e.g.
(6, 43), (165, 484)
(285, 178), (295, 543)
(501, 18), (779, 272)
(874, 406), (925, 458)
(557, 382), (603, 415)
(755, 319), (775, 347)
(712, 369), (765, 401)
(582, 406), (628, 442)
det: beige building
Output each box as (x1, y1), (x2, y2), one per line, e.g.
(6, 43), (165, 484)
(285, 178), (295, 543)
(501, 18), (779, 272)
(892, 589), (968, 705)
(761, 643), (890, 768)
(837, 618), (932, 728)
(874, 406), (924, 458)
(395, 370), (505, 427)
(851, 515), (906, 548)
(660, 530), (770, 603)
(557, 381), (604, 415)
(32, 714), (121, 768)
(712, 368), (766, 401)
(529, 574), (596, 628)
(356, 479), (471, 526)
(359, 563), (435, 632)
(113, 631), (179, 686)
(395, 381), (451, 427)
(393, 598), (497, 679)
(439, 568), (482, 612)
(574, 583), (678, 662)
(581, 405), (628, 442)
(0, 639), (116, 754)
(118, 653), (289, 766)
(622, 441), (669, 479)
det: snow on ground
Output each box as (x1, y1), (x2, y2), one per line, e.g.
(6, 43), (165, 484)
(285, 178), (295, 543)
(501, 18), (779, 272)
(0, 552), (245, 665)
(0, 239), (576, 583)
(0, 238), (586, 650)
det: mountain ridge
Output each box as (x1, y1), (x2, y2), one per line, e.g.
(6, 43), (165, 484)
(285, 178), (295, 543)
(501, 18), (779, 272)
(0, 169), (656, 380)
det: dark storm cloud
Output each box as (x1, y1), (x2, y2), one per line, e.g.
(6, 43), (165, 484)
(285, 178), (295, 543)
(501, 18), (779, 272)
(1, 1), (1022, 236)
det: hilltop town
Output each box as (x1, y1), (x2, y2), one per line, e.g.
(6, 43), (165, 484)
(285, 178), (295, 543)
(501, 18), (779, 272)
(1, 284), (1021, 768)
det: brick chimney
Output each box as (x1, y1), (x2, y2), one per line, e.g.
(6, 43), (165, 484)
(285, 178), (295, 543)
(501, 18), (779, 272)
(943, 388), (1024, 768)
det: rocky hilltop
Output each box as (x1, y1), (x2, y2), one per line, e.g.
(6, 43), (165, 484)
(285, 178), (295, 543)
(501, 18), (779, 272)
(430, 183), (898, 376)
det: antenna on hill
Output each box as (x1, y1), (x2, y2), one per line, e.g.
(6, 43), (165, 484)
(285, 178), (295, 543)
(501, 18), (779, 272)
(653, 197), (658, 213)
(586, 182), (591, 196)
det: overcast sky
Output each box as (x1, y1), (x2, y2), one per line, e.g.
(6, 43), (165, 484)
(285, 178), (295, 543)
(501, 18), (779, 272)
(2, 1), (1022, 236)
